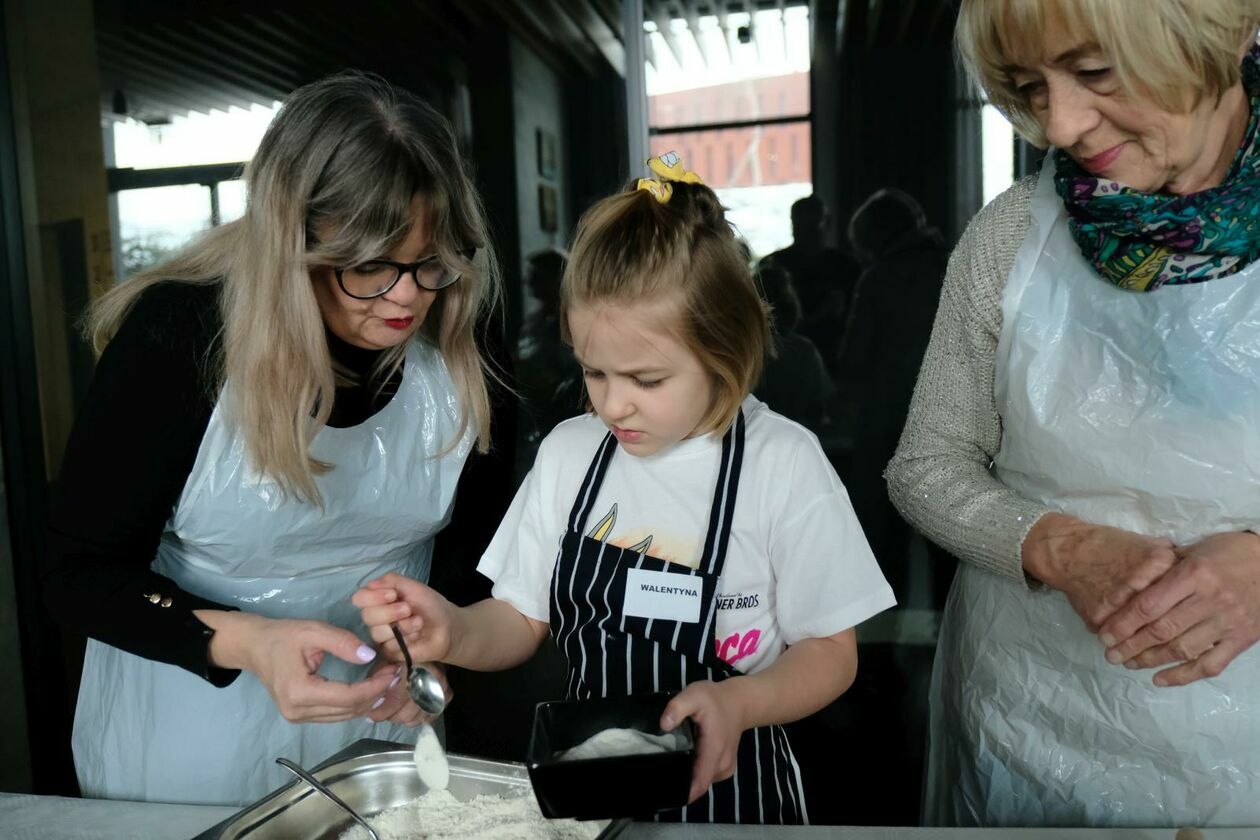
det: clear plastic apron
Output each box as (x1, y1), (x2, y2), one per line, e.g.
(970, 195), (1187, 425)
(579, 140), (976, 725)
(925, 161), (1260, 827)
(72, 337), (472, 806)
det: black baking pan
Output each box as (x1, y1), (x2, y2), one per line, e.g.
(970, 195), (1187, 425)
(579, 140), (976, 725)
(526, 691), (697, 821)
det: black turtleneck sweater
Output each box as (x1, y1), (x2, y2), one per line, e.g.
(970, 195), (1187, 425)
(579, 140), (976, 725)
(43, 281), (504, 687)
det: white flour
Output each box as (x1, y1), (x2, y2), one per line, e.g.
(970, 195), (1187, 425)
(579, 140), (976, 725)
(413, 724), (449, 791)
(337, 789), (600, 840)
(557, 727), (684, 762)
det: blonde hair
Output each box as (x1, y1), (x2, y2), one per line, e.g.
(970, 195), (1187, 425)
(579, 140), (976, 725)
(89, 71), (500, 504)
(957, 0), (1260, 145)
(560, 181), (769, 435)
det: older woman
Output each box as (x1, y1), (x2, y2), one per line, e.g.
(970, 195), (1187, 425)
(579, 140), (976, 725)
(44, 72), (499, 805)
(888, 0), (1260, 827)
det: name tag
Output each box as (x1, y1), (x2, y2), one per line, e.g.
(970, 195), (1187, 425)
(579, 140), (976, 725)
(623, 568), (702, 623)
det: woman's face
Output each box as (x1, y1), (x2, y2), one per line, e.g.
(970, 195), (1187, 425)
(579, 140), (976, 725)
(1008, 7), (1250, 195)
(311, 197), (440, 350)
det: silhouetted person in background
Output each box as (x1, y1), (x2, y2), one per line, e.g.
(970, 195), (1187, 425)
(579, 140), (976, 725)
(760, 195), (861, 371)
(518, 247), (566, 361)
(838, 188), (952, 605)
(755, 264), (833, 432)
(516, 247), (581, 458)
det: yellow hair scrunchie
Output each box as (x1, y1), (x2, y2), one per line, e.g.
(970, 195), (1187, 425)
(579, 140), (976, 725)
(636, 150), (704, 204)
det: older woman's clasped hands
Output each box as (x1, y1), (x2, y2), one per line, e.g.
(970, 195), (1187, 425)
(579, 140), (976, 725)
(1022, 513), (1177, 629)
(1024, 512), (1260, 687)
(1098, 529), (1260, 686)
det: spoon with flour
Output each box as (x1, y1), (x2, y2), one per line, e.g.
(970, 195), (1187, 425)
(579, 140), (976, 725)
(389, 623), (450, 791)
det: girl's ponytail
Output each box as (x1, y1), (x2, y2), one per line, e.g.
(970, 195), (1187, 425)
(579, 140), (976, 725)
(562, 153), (769, 434)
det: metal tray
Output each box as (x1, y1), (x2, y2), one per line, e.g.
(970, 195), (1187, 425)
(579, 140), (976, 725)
(193, 738), (614, 839)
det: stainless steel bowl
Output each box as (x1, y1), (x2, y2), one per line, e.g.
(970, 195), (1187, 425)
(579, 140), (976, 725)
(195, 741), (573, 839)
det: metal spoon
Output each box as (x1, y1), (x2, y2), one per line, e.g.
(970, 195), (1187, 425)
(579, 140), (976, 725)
(275, 757), (380, 840)
(390, 622), (447, 716)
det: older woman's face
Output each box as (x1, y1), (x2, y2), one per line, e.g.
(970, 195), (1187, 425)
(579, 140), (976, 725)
(1009, 7), (1249, 195)
(311, 197), (440, 351)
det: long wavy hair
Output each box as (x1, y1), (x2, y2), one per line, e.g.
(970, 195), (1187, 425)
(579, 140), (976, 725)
(89, 71), (499, 504)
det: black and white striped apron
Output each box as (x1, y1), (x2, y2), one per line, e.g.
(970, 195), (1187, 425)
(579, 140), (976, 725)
(548, 412), (809, 824)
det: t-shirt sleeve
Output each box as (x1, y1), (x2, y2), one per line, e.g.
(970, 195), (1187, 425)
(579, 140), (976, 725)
(476, 457), (563, 623)
(768, 435), (897, 643)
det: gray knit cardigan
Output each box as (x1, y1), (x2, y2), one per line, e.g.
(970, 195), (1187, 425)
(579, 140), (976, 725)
(885, 175), (1051, 586)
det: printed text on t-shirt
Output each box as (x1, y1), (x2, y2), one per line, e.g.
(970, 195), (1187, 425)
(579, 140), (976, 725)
(715, 628), (761, 665)
(716, 592), (760, 610)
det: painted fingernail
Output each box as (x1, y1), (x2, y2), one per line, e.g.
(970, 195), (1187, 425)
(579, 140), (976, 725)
(389, 674), (401, 689)
(357, 645), (376, 662)
(372, 696), (386, 710)
(1100, 634), (1116, 647)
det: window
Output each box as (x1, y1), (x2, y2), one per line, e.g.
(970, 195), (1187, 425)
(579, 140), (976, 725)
(108, 102), (280, 280)
(982, 103), (1015, 205)
(645, 7), (812, 258)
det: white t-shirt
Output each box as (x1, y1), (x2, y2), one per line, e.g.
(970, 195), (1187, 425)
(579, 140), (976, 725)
(478, 396), (895, 675)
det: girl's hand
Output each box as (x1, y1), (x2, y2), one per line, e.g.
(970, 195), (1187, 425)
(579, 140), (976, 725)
(1099, 531), (1260, 687)
(196, 610), (398, 723)
(1022, 512), (1178, 631)
(365, 659), (453, 726)
(661, 680), (746, 804)
(352, 572), (457, 665)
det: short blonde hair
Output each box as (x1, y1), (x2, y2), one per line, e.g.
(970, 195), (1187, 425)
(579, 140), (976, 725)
(957, 0), (1260, 145)
(560, 182), (769, 436)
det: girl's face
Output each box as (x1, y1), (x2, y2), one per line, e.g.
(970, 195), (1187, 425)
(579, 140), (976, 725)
(1008, 5), (1249, 195)
(311, 196), (440, 350)
(567, 300), (715, 458)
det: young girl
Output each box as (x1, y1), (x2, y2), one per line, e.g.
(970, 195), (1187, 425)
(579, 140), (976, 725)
(355, 153), (895, 824)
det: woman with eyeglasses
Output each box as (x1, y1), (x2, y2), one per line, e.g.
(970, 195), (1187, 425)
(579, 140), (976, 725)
(43, 71), (499, 805)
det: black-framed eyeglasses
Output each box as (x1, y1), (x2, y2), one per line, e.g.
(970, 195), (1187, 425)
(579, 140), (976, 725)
(333, 248), (476, 299)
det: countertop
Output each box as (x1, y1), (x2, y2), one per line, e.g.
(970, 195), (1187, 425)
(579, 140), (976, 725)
(1, 792), (1250, 840)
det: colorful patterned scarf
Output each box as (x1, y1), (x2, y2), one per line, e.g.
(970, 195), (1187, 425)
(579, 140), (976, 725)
(1053, 46), (1260, 291)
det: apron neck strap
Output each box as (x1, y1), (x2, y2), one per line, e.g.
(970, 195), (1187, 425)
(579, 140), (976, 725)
(697, 409), (745, 578)
(567, 432), (619, 534)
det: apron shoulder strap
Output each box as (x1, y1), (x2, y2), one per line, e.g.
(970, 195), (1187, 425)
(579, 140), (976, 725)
(699, 409), (746, 578)
(566, 432), (618, 534)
